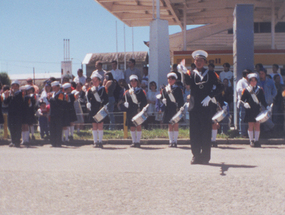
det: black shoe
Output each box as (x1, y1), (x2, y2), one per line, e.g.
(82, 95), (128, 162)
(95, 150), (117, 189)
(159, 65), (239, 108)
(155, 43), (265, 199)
(168, 142), (172, 147)
(254, 141), (261, 147)
(98, 142), (103, 148)
(32, 135), (35, 141)
(191, 157), (201, 165)
(136, 143), (140, 148)
(250, 140), (255, 147)
(173, 142), (177, 148)
(130, 143), (136, 147)
(9, 143), (15, 147)
(212, 141), (218, 147)
(69, 136), (73, 141)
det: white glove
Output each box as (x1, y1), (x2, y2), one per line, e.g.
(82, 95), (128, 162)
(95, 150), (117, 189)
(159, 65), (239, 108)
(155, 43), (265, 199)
(244, 102), (251, 109)
(142, 107), (148, 112)
(124, 102), (129, 108)
(211, 97), (217, 104)
(129, 88), (134, 95)
(86, 102), (91, 111)
(162, 98), (167, 105)
(201, 96), (211, 107)
(266, 105), (271, 110)
(222, 105), (227, 111)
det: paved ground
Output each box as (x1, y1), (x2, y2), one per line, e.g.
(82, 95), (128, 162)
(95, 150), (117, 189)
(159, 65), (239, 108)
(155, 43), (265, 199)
(0, 143), (285, 214)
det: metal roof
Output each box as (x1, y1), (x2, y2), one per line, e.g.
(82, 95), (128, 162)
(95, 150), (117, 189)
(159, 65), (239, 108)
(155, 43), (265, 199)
(95, 0), (285, 28)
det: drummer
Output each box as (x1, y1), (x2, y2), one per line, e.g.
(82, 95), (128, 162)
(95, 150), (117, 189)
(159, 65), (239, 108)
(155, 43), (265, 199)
(161, 72), (184, 147)
(123, 75), (147, 147)
(86, 73), (109, 148)
(241, 73), (268, 147)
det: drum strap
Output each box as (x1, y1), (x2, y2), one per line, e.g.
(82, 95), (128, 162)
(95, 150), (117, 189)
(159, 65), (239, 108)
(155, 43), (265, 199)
(91, 87), (102, 103)
(247, 86), (259, 104)
(165, 84), (176, 103)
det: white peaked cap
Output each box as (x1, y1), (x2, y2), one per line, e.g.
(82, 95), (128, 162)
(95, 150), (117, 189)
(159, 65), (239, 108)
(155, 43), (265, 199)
(62, 83), (71, 89)
(91, 72), (102, 80)
(247, 73), (258, 80)
(51, 81), (60, 87)
(167, 72), (178, 79)
(192, 50), (208, 60)
(129, 75), (138, 81)
(11, 80), (20, 86)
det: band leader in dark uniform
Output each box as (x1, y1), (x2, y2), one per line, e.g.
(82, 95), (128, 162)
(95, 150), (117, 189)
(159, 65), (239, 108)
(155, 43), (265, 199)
(86, 73), (108, 148)
(123, 75), (147, 148)
(3, 80), (24, 147)
(241, 73), (268, 147)
(184, 50), (223, 164)
(161, 72), (184, 147)
(48, 81), (66, 147)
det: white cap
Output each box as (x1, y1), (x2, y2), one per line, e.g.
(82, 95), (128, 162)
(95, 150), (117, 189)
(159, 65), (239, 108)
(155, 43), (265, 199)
(51, 81), (60, 87)
(167, 72), (178, 79)
(247, 73), (258, 80)
(192, 50), (208, 60)
(129, 75), (138, 81)
(62, 83), (71, 89)
(25, 84), (32, 91)
(91, 72), (102, 80)
(11, 80), (20, 86)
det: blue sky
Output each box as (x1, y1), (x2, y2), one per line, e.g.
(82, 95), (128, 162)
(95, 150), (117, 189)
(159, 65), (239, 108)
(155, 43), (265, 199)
(0, 0), (198, 76)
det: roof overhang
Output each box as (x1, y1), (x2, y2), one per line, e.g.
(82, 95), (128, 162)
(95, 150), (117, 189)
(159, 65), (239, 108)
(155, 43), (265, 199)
(95, 0), (285, 28)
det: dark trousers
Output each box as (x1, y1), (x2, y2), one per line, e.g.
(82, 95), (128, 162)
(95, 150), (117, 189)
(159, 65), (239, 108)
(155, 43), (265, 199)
(8, 115), (22, 146)
(50, 116), (63, 147)
(190, 109), (212, 162)
(39, 116), (49, 138)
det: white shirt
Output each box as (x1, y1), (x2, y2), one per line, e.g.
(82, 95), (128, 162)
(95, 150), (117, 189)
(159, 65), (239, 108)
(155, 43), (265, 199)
(236, 77), (249, 107)
(219, 71), (233, 87)
(73, 75), (86, 85)
(110, 69), (124, 81)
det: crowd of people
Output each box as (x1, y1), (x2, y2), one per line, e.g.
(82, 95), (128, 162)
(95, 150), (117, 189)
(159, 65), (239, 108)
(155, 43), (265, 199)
(1, 53), (284, 163)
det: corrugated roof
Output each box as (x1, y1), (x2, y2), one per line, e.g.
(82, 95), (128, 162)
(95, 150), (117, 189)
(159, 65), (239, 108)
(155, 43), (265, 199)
(9, 72), (62, 81)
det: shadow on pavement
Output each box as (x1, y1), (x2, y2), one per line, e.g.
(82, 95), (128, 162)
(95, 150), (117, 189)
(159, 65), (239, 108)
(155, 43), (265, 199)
(177, 146), (191, 150)
(206, 162), (257, 176)
(102, 146), (129, 150)
(217, 146), (246, 150)
(139, 146), (165, 150)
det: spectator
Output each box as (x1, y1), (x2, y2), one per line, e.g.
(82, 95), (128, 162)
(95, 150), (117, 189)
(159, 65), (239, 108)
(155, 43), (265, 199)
(255, 63), (263, 73)
(124, 59), (142, 84)
(73, 69), (86, 85)
(146, 81), (160, 129)
(221, 79), (233, 109)
(74, 82), (86, 133)
(272, 74), (284, 132)
(36, 100), (50, 139)
(237, 69), (251, 137)
(270, 64), (284, 85)
(257, 68), (277, 132)
(103, 72), (116, 130)
(110, 60), (124, 82)
(219, 63), (233, 87)
(92, 61), (106, 81)
(40, 81), (52, 105)
(26, 77), (39, 94)
(171, 64), (183, 88)
(141, 66), (149, 90)
(155, 85), (166, 128)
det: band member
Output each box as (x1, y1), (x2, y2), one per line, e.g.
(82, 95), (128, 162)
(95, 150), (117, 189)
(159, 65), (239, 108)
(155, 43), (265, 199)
(241, 73), (268, 147)
(48, 81), (66, 147)
(62, 83), (78, 142)
(160, 72), (184, 147)
(184, 50), (224, 164)
(87, 73), (108, 148)
(123, 75), (147, 147)
(22, 85), (37, 146)
(3, 80), (24, 147)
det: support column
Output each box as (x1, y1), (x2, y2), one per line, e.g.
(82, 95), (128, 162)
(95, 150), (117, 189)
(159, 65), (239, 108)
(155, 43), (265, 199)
(233, 4), (254, 130)
(271, 1), (275, 49)
(149, 19), (170, 88)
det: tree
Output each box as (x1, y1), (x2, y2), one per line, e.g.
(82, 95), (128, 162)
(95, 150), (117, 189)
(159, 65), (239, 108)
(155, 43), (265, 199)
(0, 72), (11, 86)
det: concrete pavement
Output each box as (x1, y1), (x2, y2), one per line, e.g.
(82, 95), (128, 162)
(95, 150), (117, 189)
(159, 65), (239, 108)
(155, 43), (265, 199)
(0, 143), (285, 214)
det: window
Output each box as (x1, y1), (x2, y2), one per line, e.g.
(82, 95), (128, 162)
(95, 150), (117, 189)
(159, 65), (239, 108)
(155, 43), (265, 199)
(228, 22), (285, 34)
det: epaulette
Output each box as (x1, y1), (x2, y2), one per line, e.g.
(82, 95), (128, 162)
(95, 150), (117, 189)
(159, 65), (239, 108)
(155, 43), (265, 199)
(58, 93), (64, 101)
(123, 89), (129, 96)
(242, 88), (246, 95)
(143, 90), (146, 96)
(187, 70), (191, 76)
(105, 86), (108, 94)
(0, 95), (3, 102)
(222, 91), (225, 96)
(214, 72), (220, 79)
(65, 94), (69, 101)
(22, 91), (25, 98)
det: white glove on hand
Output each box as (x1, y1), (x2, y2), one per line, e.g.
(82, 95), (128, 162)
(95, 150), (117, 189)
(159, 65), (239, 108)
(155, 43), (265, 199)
(129, 88), (134, 95)
(162, 98), (167, 105)
(266, 105), (271, 110)
(86, 102), (91, 111)
(124, 102), (129, 108)
(244, 102), (251, 109)
(222, 105), (227, 111)
(201, 96), (211, 107)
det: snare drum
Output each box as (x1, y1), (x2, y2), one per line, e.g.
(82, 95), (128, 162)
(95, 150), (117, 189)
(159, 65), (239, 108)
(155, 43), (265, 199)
(93, 105), (109, 123)
(132, 111), (148, 127)
(212, 109), (227, 123)
(255, 110), (271, 123)
(169, 109), (184, 124)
